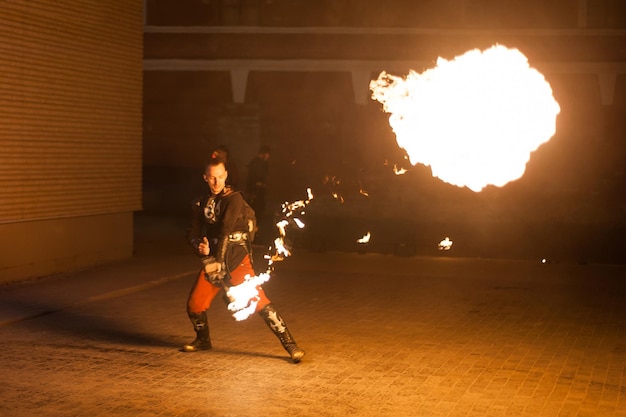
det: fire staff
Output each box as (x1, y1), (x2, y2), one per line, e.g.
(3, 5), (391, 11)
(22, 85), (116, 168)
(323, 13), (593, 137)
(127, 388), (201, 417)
(183, 156), (305, 363)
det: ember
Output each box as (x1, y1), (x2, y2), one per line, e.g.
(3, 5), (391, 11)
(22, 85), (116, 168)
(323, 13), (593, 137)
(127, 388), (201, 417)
(393, 164), (408, 175)
(268, 188), (314, 265)
(438, 237), (453, 251)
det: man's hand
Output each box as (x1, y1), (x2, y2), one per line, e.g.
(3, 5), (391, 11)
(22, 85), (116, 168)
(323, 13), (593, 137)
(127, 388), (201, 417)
(202, 259), (222, 275)
(202, 259), (225, 286)
(198, 237), (210, 256)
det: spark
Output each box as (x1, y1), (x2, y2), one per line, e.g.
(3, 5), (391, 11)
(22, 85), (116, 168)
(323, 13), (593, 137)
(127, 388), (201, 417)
(332, 192), (345, 203)
(323, 175), (341, 186)
(226, 273), (271, 321)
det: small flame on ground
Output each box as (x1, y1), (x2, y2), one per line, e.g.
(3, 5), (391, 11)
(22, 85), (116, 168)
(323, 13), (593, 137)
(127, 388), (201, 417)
(438, 237), (453, 250)
(357, 232), (371, 244)
(370, 45), (560, 191)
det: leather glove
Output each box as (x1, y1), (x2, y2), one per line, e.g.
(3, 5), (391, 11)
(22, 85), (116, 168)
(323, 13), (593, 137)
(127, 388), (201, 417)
(201, 257), (226, 285)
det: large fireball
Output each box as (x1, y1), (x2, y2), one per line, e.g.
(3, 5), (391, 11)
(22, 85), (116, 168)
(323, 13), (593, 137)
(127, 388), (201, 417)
(370, 45), (561, 192)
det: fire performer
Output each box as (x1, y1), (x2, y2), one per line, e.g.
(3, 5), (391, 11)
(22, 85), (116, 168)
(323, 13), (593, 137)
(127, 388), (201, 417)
(183, 156), (305, 363)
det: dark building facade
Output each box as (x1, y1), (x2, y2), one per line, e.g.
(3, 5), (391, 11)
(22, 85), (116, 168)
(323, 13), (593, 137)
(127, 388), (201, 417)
(143, 0), (625, 263)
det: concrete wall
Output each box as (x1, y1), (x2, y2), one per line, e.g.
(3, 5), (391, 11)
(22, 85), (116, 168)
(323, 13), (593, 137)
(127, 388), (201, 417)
(0, 1), (143, 283)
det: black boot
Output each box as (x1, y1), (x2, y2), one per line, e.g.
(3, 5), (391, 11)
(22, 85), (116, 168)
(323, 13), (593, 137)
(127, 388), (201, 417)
(258, 303), (305, 363)
(182, 312), (212, 352)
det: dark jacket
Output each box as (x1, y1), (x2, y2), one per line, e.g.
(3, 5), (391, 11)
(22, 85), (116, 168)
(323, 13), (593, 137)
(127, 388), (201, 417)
(188, 187), (249, 271)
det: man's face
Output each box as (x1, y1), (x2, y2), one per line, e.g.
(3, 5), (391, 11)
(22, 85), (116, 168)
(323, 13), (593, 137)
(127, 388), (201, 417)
(204, 163), (228, 195)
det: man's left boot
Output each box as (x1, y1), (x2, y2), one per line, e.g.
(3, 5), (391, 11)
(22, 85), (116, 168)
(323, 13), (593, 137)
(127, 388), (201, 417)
(181, 311), (212, 352)
(258, 303), (305, 363)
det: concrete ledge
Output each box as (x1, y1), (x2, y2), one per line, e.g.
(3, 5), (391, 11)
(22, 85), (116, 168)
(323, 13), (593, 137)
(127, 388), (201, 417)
(0, 211), (134, 283)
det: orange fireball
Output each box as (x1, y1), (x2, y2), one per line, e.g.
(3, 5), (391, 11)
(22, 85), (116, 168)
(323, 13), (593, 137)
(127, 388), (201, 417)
(370, 45), (560, 192)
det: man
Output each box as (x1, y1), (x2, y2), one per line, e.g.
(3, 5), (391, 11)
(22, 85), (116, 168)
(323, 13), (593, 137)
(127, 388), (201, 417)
(184, 156), (305, 363)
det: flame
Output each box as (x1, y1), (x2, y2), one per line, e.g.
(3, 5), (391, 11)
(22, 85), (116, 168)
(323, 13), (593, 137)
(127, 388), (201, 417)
(370, 45), (560, 191)
(393, 165), (408, 175)
(276, 219), (289, 237)
(438, 237), (453, 250)
(273, 236), (291, 258)
(357, 232), (371, 244)
(224, 188), (314, 321)
(226, 273), (271, 321)
(267, 188), (314, 266)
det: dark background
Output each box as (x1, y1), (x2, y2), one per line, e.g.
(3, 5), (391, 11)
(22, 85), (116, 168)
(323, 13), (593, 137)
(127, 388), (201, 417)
(141, 0), (625, 264)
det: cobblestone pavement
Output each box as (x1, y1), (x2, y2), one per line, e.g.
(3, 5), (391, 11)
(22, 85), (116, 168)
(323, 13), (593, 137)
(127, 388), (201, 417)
(0, 219), (624, 417)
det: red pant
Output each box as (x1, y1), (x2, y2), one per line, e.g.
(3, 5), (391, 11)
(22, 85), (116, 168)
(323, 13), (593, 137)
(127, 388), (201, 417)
(187, 254), (271, 315)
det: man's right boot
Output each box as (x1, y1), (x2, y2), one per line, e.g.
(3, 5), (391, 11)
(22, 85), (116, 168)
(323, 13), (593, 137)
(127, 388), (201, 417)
(181, 311), (212, 352)
(258, 303), (305, 363)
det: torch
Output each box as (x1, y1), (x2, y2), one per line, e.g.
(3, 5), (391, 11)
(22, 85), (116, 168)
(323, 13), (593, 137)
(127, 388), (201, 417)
(201, 255), (271, 321)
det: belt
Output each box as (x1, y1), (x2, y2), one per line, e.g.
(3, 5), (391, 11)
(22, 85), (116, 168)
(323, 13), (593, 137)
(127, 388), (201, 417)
(228, 232), (249, 242)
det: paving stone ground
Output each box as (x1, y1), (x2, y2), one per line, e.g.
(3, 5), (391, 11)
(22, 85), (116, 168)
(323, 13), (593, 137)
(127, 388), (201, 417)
(0, 216), (624, 417)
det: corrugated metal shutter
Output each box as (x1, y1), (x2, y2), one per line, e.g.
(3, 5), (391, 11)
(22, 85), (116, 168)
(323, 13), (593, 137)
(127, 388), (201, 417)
(0, 0), (143, 223)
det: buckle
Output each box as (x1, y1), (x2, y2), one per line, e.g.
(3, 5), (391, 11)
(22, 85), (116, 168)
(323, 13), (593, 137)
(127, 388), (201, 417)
(228, 232), (248, 242)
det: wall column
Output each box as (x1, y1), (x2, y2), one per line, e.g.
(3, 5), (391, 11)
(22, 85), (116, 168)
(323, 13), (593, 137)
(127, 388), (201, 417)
(231, 69), (249, 104)
(598, 72), (617, 106)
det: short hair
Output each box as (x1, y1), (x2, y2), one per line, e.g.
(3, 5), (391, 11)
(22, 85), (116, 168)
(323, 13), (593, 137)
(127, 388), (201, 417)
(204, 155), (227, 172)
(211, 145), (228, 160)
